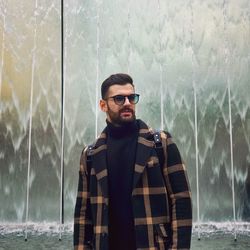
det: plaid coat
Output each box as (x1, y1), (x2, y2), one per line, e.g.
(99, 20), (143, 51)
(74, 119), (192, 250)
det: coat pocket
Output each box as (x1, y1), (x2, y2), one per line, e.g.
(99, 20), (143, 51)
(154, 223), (171, 250)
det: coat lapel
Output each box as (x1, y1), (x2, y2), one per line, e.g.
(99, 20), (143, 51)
(90, 129), (109, 198)
(132, 120), (155, 190)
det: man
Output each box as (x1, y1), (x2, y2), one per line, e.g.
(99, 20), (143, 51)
(74, 73), (192, 250)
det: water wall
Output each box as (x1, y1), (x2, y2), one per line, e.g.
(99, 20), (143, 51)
(0, 0), (250, 228)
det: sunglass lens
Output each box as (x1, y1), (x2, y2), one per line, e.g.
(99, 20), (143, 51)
(129, 94), (139, 104)
(114, 95), (125, 105)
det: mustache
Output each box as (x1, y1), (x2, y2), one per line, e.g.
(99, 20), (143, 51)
(119, 108), (134, 113)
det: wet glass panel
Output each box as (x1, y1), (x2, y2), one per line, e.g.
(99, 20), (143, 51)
(0, 0), (61, 222)
(63, 0), (97, 221)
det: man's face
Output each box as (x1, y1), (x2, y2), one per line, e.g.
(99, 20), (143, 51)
(100, 84), (136, 126)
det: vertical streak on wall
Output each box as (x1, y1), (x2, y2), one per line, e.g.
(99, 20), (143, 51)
(25, 0), (38, 240)
(59, 0), (65, 239)
(190, 0), (200, 238)
(127, 0), (131, 74)
(222, 0), (236, 239)
(157, 0), (163, 130)
(0, 6), (6, 99)
(160, 63), (163, 131)
(95, 0), (100, 138)
(228, 78), (236, 237)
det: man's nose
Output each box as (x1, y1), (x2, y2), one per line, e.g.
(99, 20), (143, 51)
(123, 97), (131, 105)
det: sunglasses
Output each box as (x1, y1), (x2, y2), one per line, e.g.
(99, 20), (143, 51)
(106, 94), (140, 106)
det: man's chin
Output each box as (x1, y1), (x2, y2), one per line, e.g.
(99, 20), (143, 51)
(111, 115), (135, 126)
(119, 116), (136, 124)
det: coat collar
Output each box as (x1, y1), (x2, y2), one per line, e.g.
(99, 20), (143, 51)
(89, 119), (155, 198)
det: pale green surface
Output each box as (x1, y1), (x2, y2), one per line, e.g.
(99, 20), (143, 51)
(0, 233), (250, 250)
(0, 0), (249, 224)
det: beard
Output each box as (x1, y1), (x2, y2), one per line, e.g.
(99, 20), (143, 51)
(107, 105), (136, 126)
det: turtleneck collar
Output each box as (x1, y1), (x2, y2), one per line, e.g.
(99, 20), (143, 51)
(106, 119), (138, 138)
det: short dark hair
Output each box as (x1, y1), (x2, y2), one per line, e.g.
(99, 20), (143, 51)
(101, 73), (134, 99)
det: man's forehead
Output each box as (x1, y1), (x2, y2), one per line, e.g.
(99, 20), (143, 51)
(107, 83), (134, 95)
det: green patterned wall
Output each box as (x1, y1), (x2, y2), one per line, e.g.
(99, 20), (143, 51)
(0, 0), (249, 225)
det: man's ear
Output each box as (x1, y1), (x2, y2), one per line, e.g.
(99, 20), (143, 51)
(99, 99), (107, 112)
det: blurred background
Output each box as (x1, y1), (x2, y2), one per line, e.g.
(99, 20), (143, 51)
(0, 0), (249, 249)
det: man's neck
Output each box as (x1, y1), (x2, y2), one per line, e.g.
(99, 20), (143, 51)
(106, 120), (138, 138)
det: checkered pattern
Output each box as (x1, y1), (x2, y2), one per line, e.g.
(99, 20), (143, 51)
(74, 120), (192, 250)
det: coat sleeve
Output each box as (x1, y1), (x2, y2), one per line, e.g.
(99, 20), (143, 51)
(74, 147), (94, 250)
(162, 132), (192, 250)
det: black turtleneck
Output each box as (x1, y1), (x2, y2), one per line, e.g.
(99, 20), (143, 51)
(106, 120), (138, 250)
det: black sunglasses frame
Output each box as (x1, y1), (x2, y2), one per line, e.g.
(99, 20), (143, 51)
(106, 94), (140, 106)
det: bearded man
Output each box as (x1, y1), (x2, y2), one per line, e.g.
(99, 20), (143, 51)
(74, 73), (192, 250)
